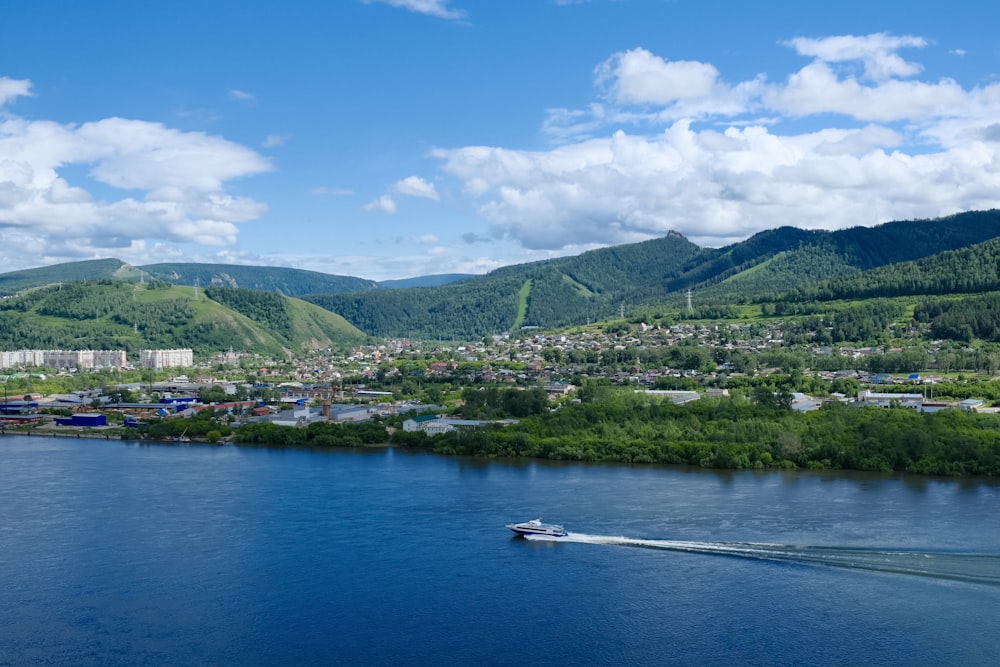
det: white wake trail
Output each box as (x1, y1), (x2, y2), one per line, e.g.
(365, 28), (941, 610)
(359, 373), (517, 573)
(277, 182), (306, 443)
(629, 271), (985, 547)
(524, 532), (1000, 585)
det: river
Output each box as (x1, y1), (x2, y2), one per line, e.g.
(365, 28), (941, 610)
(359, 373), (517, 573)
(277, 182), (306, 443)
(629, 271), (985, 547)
(1, 435), (998, 665)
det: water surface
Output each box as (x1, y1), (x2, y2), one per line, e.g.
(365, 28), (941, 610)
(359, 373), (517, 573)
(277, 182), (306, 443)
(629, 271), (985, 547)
(1, 435), (997, 665)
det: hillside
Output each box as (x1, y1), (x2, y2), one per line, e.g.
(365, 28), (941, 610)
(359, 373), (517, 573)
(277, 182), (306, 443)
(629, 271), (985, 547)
(0, 281), (368, 357)
(378, 273), (473, 289)
(304, 211), (1000, 339)
(140, 262), (378, 296)
(665, 210), (1000, 299)
(305, 232), (703, 338)
(0, 258), (146, 296)
(785, 235), (1000, 302)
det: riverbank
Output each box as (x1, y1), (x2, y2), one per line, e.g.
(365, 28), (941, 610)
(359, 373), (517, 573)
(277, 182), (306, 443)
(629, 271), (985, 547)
(0, 425), (223, 444)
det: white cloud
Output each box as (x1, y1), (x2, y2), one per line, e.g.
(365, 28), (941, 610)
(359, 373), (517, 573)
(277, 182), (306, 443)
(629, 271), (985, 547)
(263, 134), (289, 148)
(311, 186), (353, 197)
(596, 48), (721, 105)
(364, 195), (397, 213)
(0, 77), (32, 107)
(784, 33), (927, 81)
(228, 88), (256, 102)
(0, 81), (272, 269)
(435, 33), (1000, 252)
(394, 175), (439, 200)
(764, 61), (966, 121)
(363, 0), (466, 20)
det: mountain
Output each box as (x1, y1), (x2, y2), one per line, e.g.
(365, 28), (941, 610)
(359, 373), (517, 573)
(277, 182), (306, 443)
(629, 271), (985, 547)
(304, 232), (704, 338)
(304, 210), (1000, 339)
(790, 234), (1000, 302)
(0, 258), (145, 296)
(0, 259), (471, 298)
(5, 209), (1000, 343)
(0, 281), (368, 357)
(665, 210), (1000, 300)
(378, 274), (474, 289)
(139, 263), (378, 296)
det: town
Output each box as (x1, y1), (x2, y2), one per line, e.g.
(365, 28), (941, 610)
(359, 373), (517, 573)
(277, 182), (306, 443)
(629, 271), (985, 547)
(3, 315), (997, 441)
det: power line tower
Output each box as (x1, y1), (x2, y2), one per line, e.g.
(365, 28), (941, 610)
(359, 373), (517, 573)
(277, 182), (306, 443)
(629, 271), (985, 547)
(686, 289), (693, 313)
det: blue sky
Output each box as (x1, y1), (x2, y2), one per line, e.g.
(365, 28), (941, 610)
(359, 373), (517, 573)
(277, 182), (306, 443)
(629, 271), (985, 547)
(1, 0), (999, 280)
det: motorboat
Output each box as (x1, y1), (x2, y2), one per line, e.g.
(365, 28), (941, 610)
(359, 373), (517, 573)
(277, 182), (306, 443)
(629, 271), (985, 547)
(506, 519), (567, 537)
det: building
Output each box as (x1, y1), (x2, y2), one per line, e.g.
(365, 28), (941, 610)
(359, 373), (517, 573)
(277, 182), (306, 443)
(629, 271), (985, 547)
(54, 414), (108, 427)
(857, 390), (923, 409)
(140, 349), (194, 369)
(0, 349), (126, 370)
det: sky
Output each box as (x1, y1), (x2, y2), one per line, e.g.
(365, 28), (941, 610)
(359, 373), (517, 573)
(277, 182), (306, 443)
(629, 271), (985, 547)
(1, 0), (999, 281)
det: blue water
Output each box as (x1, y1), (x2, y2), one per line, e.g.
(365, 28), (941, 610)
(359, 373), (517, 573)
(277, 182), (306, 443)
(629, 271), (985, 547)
(1, 435), (998, 666)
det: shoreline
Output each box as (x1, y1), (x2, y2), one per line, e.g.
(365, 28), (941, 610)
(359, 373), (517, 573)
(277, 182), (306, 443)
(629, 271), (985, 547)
(3, 428), (999, 485)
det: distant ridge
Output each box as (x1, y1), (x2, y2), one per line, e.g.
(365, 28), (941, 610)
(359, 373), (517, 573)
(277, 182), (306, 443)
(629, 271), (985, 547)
(378, 274), (473, 289)
(140, 263), (378, 297)
(305, 209), (1000, 338)
(5, 210), (1000, 341)
(0, 258), (144, 296)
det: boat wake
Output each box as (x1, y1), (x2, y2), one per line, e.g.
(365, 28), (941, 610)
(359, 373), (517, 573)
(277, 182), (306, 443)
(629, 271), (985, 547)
(524, 532), (1000, 585)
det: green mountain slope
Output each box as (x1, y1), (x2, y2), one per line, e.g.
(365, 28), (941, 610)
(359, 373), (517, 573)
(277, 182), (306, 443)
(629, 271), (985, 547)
(140, 262), (378, 296)
(305, 232), (703, 338)
(305, 210), (1000, 338)
(0, 281), (368, 358)
(378, 273), (473, 289)
(791, 235), (1000, 302)
(0, 258), (147, 296)
(675, 210), (1000, 299)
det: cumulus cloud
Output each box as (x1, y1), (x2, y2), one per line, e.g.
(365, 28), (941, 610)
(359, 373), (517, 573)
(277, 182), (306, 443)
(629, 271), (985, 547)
(0, 82), (272, 267)
(394, 175), (439, 200)
(0, 76), (32, 106)
(433, 34), (1000, 252)
(363, 0), (466, 20)
(596, 48), (721, 104)
(364, 195), (397, 213)
(784, 33), (927, 81)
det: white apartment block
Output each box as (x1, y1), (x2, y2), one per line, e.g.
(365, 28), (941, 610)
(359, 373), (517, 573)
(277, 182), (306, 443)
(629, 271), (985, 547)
(139, 349), (194, 369)
(0, 349), (127, 370)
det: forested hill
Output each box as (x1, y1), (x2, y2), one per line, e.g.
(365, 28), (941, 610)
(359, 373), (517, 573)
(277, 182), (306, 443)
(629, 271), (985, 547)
(303, 211), (1000, 339)
(0, 258), (145, 296)
(304, 232), (704, 338)
(787, 234), (1000, 302)
(665, 209), (1000, 299)
(140, 263), (378, 296)
(0, 281), (368, 357)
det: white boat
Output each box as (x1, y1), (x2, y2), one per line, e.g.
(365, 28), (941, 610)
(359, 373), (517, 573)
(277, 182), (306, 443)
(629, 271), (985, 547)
(506, 519), (567, 537)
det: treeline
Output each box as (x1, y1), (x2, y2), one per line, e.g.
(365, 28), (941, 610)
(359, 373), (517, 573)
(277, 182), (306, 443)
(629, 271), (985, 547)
(224, 391), (1000, 476)
(232, 420), (389, 448)
(204, 286), (293, 339)
(394, 394), (1000, 476)
(307, 277), (526, 338)
(669, 210), (1000, 300)
(141, 263), (377, 297)
(915, 293), (1000, 342)
(787, 234), (1000, 302)
(306, 234), (702, 338)
(456, 387), (550, 419)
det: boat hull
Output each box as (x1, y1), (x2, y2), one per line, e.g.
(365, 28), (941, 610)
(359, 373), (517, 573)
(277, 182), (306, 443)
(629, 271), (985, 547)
(506, 520), (567, 537)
